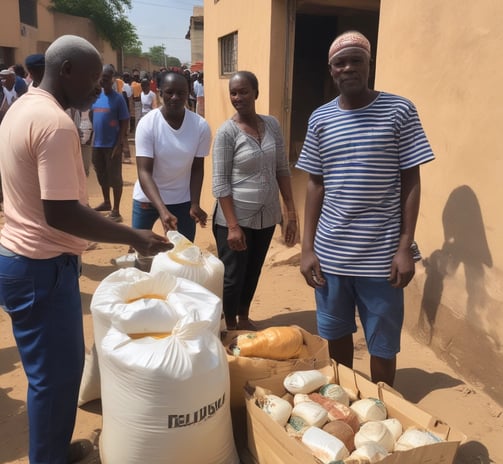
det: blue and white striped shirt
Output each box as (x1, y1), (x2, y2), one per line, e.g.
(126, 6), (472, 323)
(296, 92), (434, 277)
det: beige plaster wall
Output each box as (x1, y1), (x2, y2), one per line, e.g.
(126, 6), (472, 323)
(16, 0), (56, 60)
(202, 0), (276, 213)
(377, 0), (503, 403)
(0, 0), (21, 48)
(1, 1), (117, 69)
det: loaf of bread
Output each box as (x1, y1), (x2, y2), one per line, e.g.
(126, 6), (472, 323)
(232, 326), (304, 360)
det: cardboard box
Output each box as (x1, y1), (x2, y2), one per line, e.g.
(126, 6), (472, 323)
(244, 362), (466, 464)
(224, 326), (330, 410)
(223, 326), (330, 455)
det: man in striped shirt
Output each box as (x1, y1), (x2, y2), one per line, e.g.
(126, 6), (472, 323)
(296, 31), (434, 386)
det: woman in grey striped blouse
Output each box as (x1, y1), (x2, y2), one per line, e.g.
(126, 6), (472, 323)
(212, 70), (297, 330)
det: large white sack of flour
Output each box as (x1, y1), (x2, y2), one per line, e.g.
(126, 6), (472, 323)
(91, 267), (222, 341)
(79, 268), (222, 406)
(98, 311), (239, 464)
(150, 230), (224, 298)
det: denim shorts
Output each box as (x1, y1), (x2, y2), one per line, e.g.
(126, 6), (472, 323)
(315, 273), (404, 359)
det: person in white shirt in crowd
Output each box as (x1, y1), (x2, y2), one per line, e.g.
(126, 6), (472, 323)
(194, 72), (205, 117)
(139, 77), (158, 121)
(0, 68), (18, 122)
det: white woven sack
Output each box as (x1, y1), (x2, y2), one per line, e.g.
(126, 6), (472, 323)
(98, 312), (238, 464)
(150, 230), (224, 298)
(77, 344), (100, 406)
(79, 268), (222, 406)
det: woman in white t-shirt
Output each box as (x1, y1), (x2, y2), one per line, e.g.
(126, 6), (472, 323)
(139, 78), (157, 120)
(132, 71), (211, 242)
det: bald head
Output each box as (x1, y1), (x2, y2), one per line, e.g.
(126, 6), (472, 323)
(103, 64), (115, 75)
(44, 35), (101, 78)
(40, 35), (103, 111)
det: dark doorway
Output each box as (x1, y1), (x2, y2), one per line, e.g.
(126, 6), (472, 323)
(289, 8), (380, 163)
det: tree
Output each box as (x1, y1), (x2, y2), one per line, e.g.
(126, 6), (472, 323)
(50, 0), (140, 50)
(166, 56), (181, 68)
(142, 46), (181, 68)
(146, 45), (166, 67)
(124, 43), (143, 57)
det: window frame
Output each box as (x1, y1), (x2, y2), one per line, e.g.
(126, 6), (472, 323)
(19, 0), (38, 28)
(219, 31), (238, 77)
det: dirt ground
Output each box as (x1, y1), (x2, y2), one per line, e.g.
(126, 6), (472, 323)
(0, 150), (502, 464)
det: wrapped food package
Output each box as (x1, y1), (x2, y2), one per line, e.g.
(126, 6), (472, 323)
(232, 326), (305, 360)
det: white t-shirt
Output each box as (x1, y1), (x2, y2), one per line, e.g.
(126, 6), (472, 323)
(3, 86), (17, 105)
(123, 83), (132, 98)
(195, 83), (204, 98)
(141, 91), (156, 115)
(133, 108), (212, 204)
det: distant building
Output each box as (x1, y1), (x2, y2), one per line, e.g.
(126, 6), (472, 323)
(185, 6), (204, 69)
(0, 0), (117, 68)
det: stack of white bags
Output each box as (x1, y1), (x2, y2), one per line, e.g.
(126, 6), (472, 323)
(85, 232), (238, 464)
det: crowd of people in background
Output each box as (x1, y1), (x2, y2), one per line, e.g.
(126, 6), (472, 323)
(0, 54), (206, 212)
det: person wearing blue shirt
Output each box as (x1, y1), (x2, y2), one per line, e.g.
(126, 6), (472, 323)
(90, 64), (130, 222)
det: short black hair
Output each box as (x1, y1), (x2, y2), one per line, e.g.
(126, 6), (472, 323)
(160, 70), (189, 91)
(13, 64), (26, 78)
(231, 70), (259, 93)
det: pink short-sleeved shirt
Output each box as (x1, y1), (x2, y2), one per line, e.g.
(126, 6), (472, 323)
(0, 87), (88, 258)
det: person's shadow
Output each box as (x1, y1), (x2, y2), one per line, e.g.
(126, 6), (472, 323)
(416, 185), (493, 344)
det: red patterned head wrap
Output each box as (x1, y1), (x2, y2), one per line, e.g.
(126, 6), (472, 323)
(328, 31), (371, 63)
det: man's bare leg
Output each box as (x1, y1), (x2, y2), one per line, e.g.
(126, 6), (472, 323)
(328, 334), (354, 369)
(370, 355), (396, 386)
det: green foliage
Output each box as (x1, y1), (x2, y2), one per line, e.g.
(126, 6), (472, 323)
(166, 56), (181, 67)
(123, 43), (143, 56)
(147, 45), (165, 66)
(144, 46), (181, 68)
(50, 0), (140, 50)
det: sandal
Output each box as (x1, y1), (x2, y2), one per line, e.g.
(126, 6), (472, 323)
(106, 212), (123, 223)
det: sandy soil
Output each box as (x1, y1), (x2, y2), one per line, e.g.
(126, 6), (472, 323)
(0, 151), (502, 463)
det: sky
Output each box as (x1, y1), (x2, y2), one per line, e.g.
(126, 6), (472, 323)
(126, 0), (203, 65)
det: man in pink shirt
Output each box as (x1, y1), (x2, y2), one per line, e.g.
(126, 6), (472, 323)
(0, 35), (171, 464)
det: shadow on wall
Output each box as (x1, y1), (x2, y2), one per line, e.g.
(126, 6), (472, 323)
(416, 185), (493, 345)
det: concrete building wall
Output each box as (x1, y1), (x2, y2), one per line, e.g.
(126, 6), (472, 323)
(0, 0), (22, 49)
(203, 0), (276, 213)
(376, 0), (503, 403)
(203, 0), (503, 403)
(190, 6), (204, 65)
(0, 0), (117, 69)
(123, 55), (154, 74)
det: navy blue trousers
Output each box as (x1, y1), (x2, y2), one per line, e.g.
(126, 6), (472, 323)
(0, 247), (83, 464)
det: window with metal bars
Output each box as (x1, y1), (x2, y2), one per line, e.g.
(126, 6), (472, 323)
(19, 0), (37, 28)
(219, 32), (238, 76)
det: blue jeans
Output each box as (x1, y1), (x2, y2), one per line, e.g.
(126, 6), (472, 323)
(132, 199), (196, 242)
(0, 246), (84, 464)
